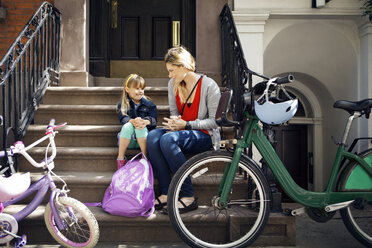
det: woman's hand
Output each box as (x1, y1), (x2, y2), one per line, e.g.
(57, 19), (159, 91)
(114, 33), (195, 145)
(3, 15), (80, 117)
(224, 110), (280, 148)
(163, 116), (187, 131)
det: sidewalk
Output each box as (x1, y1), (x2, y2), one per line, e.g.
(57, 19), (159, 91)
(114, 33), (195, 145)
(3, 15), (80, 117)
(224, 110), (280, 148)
(23, 209), (365, 248)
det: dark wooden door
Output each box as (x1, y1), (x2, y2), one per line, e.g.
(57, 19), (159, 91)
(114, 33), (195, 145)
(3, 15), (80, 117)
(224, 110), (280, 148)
(110, 0), (181, 60)
(89, 0), (195, 77)
(272, 125), (309, 199)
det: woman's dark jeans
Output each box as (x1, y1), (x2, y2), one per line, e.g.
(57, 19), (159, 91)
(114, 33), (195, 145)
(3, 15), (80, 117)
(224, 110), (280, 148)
(147, 128), (212, 197)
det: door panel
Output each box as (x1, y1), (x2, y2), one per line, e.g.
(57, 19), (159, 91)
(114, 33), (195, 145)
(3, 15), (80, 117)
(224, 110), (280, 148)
(153, 17), (171, 59)
(120, 17), (140, 58)
(89, 0), (110, 76)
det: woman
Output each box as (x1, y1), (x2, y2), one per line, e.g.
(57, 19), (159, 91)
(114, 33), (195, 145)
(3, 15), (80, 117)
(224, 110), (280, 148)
(147, 46), (220, 213)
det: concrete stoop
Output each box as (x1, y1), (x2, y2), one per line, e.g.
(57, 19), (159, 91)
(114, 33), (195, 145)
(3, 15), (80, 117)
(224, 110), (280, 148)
(34, 104), (169, 126)
(43, 86), (169, 105)
(4, 204), (295, 246)
(15, 83), (296, 246)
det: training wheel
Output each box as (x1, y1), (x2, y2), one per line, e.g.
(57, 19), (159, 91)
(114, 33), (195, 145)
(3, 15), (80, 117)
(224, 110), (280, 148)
(0, 213), (18, 244)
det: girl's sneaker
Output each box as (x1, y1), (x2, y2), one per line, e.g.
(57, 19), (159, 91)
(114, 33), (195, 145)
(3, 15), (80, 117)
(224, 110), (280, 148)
(116, 157), (127, 170)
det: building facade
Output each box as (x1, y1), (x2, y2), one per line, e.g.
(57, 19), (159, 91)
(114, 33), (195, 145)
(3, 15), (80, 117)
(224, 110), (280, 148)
(0, 0), (371, 191)
(233, 0), (371, 190)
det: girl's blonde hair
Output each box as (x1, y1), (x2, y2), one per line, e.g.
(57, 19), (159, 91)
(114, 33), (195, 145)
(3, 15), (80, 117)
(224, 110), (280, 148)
(164, 46), (196, 103)
(120, 74), (146, 115)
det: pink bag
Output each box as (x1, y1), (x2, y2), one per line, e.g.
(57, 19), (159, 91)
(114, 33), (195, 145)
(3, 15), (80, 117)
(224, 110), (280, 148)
(102, 153), (155, 218)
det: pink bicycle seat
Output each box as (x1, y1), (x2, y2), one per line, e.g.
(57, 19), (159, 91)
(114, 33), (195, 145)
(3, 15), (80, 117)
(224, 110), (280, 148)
(0, 172), (31, 202)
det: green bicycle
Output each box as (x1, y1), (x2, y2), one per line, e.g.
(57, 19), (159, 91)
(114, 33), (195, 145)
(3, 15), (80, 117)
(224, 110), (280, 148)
(167, 75), (372, 248)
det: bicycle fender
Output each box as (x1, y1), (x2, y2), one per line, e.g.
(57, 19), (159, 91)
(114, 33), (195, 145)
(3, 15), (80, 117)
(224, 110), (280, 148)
(338, 149), (372, 191)
(241, 153), (263, 171)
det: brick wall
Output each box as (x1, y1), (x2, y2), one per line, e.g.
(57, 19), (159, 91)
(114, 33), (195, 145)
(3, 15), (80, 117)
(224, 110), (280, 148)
(0, 0), (54, 58)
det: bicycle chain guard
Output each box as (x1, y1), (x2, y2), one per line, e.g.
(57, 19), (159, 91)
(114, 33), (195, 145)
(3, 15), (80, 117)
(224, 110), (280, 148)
(305, 207), (336, 223)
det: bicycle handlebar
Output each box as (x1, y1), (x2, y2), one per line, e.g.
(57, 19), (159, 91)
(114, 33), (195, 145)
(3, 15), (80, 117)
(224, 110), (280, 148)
(0, 119), (67, 168)
(274, 75), (294, 84)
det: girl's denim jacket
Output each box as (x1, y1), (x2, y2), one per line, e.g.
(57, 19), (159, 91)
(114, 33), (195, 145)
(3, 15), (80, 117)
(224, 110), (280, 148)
(117, 98), (157, 130)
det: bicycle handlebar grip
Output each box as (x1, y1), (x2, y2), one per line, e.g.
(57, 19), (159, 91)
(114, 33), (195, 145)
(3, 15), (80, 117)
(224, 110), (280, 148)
(48, 119), (55, 127)
(275, 75), (294, 84)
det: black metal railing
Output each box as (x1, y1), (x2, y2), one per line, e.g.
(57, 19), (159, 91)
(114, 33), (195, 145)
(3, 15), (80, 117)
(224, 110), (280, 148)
(219, 4), (283, 211)
(0, 1), (61, 174)
(219, 4), (268, 122)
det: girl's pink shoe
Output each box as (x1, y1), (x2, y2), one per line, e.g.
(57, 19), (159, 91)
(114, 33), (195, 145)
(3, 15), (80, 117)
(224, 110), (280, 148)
(116, 158), (127, 170)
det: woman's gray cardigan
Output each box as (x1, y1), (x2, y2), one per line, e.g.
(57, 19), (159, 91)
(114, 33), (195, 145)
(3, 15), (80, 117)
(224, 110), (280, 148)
(168, 75), (221, 149)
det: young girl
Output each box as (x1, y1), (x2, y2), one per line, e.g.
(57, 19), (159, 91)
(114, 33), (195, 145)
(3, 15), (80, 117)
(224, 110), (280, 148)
(116, 74), (157, 170)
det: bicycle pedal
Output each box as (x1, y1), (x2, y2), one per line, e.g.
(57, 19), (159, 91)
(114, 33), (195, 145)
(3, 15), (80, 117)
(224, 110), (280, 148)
(14, 234), (27, 248)
(283, 208), (292, 216)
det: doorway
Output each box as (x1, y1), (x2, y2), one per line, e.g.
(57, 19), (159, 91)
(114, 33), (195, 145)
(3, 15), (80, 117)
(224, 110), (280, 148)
(272, 124), (309, 191)
(271, 94), (309, 201)
(89, 0), (195, 78)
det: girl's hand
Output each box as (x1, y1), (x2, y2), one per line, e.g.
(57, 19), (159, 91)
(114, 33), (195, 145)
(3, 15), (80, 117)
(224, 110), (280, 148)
(133, 117), (150, 130)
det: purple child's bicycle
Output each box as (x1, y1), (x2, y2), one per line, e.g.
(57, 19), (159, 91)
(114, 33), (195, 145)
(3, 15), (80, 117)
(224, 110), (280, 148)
(0, 119), (99, 248)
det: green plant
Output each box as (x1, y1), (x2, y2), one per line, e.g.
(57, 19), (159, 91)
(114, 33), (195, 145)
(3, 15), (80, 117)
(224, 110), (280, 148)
(362, 0), (372, 21)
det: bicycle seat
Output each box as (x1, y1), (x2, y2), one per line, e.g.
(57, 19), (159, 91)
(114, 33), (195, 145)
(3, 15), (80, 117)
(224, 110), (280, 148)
(334, 99), (372, 118)
(0, 172), (30, 202)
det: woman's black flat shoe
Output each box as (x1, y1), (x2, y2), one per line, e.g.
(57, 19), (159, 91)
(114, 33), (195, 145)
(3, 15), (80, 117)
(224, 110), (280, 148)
(155, 197), (167, 210)
(178, 198), (198, 214)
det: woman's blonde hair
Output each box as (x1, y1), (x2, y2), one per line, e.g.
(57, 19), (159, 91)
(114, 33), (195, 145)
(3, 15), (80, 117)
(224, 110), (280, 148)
(164, 46), (196, 103)
(120, 74), (146, 115)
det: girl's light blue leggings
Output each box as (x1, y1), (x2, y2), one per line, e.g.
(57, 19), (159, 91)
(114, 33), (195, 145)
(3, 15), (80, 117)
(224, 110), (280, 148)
(119, 122), (148, 149)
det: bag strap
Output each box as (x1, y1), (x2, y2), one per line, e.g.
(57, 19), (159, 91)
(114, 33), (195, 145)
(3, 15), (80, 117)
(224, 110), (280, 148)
(180, 76), (203, 116)
(84, 202), (102, 207)
(128, 152), (147, 162)
(141, 206), (154, 218)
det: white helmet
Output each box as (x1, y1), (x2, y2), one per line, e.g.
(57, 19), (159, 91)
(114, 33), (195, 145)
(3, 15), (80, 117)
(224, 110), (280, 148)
(254, 78), (298, 125)
(0, 172), (31, 202)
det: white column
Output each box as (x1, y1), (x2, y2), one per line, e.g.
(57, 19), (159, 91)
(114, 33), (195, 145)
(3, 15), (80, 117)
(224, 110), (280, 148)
(359, 19), (372, 147)
(232, 12), (269, 82)
(55, 0), (90, 86)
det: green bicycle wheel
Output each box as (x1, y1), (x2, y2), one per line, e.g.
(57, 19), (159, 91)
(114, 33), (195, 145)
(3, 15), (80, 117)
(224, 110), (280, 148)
(167, 150), (271, 248)
(339, 149), (372, 247)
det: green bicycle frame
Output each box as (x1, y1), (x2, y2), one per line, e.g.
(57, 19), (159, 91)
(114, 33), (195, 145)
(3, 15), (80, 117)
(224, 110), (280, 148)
(219, 115), (372, 209)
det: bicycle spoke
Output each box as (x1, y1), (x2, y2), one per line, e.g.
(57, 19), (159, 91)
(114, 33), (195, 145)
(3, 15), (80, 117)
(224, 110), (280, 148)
(44, 196), (99, 247)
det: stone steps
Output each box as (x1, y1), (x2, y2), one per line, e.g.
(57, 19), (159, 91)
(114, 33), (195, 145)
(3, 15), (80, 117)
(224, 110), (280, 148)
(34, 104), (169, 125)
(4, 204), (295, 246)
(93, 77), (169, 87)
(21, 170), (251, 203)
(19, 147), (124, 173)
(43, 86), (169, 105)
(16, 83), (295, 246)
(24, 125), (122, 147)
